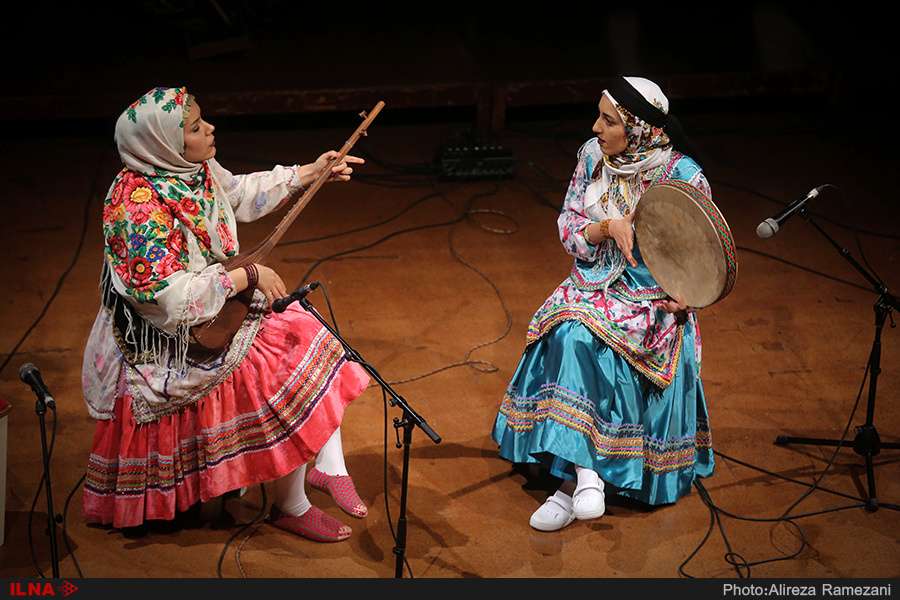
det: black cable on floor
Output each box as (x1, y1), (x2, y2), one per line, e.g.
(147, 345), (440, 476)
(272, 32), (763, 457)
(735, 246), (872, 292)
(352, 175), (437, 189)
(276, 191), (444, 248)
(284, 181), (515, 575)
(0, 151), (105, 377)
(284, 181), (519, 386)
(282, 177), (518, 576)
(679, 359), (875, 578)
(295, 204), (468, 285)
(383, 185), (517, 385)
(354, 140), (437, 176)
(216, 484), (268, 579)
(61, 475), (86, 578)
(233, 484), (270, 579)
(517, 174), (564, 213)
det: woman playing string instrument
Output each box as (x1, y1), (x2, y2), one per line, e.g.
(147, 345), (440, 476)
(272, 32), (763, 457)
(82, 87), (368, 542)
(492, 77), (714, 531)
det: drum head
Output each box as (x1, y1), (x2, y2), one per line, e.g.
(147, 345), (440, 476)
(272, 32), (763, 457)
(634, 182), (736, 308)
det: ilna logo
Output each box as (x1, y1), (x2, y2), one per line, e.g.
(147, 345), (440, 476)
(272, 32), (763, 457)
(8, 581), (78, 598)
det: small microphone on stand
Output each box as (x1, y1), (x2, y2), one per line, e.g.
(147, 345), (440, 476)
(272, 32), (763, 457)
(273, 281), (321, 313)
(756, 185), (829, 239)
(19, 363), (56, 408)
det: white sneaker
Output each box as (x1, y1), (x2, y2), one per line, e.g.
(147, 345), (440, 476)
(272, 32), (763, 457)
(572, 477), (605, 520)
(529, 491), (575, 532)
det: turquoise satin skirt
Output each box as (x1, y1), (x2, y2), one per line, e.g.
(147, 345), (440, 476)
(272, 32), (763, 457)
(492, 320), (713, 505)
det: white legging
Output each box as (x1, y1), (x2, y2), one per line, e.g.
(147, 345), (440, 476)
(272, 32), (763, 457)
(273, 427), (348, 516)
(315, 426), (349, 477)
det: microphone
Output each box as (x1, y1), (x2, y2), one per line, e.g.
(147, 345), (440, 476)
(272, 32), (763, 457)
(272, 281), (321, 313)
(756, 185), (828, 239)
(19, 363), (56, 408)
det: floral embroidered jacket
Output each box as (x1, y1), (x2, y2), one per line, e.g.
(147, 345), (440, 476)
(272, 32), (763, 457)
(527, 139), (711, 388)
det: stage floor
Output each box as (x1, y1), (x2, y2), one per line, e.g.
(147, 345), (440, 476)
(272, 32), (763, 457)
(1, 108), (898, 578)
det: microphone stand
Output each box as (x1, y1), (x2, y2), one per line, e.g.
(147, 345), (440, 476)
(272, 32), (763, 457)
(279, 291), (441, 578)
(33, 392), (60, 577)
(773, 207), (899, 512)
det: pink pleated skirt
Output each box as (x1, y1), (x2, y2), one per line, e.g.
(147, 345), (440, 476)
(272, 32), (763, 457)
(82, 305), (369, 528)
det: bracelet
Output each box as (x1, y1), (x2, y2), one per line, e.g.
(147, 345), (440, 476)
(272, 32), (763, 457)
(243, 264), (259, 290)
(584, 219), (611, 245)
(598, 219), (611, 240)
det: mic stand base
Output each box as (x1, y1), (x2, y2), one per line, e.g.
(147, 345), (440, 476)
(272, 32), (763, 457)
(775, 428), (900, 512)
(773, 214), (898, 513)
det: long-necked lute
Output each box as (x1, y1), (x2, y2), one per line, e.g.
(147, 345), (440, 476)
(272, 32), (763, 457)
(189, 101), (385, 355)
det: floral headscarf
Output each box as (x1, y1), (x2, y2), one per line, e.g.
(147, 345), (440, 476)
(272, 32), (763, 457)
(602, 81), (672, 171)
(103, 87), (237, 304)
(584, 77), (675, 221)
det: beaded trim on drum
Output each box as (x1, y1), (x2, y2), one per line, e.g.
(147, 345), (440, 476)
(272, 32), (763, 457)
(661, 180), (737, 302)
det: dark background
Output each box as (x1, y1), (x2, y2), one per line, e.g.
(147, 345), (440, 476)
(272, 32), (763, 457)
(0, 2), (892, 140)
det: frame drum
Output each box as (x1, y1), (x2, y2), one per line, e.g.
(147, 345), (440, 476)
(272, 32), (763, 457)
(634, 180), (737, 308)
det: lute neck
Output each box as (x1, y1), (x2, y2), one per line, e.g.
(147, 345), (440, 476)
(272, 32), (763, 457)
(224, 101), (385, 270)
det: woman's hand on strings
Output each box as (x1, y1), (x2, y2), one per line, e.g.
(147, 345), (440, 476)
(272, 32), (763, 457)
(608, 212), (638, 267)
(310, 150), (365, 184)
(255, 265), (288, 308)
